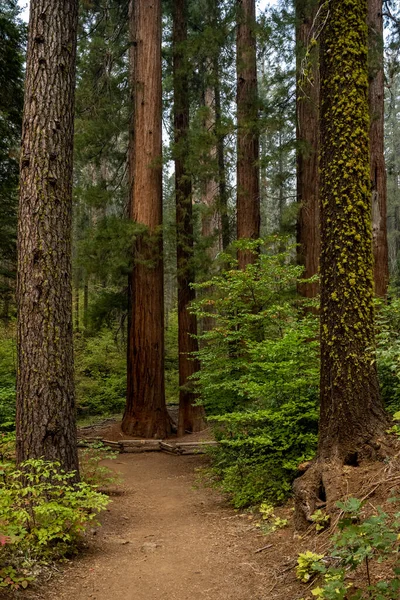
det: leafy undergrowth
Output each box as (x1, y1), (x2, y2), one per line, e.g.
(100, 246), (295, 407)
(0, 439), (118, 592)
(243, 445), (400, 600)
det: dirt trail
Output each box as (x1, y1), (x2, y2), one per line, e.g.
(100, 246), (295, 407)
(32, 453), (290, 600)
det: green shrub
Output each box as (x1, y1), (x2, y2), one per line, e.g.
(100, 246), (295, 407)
(79, 441), (121, 489)
(208, 399), (318, 507)
(376, 298), (400, 414)
(0, 458), (109, 590)
(306, 497), (400, 599)
(0, 326), (16, 431)
(74, 329), (126, 416)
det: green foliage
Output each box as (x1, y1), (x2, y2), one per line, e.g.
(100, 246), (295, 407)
(296, 551), (325, 583)
(310, 509), (330, 532)
(79, 442), (121, 490)
(0, 459), (109, 589)
(0, 326), (16, 430)
(208, 399), (318, 507)
(304, 498), (400, 599)
(191, 239), (319, 415)
(75, 329), (126, 416)
(376, 298), (400, 414)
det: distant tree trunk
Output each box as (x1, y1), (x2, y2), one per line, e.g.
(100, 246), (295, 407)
(83, 276), (89, 330)
(236, 0), (260, 268)
(201, 82), (221, 257)
(215, 72), (230, 250)
(74, 285), (80, 332)
(122, 0), (170, 438)
(16, 0), (79, 475)
(173, 0), (206, 436)
(368, 0), (389, 297)
(294, 0), (388, 528)
(296, 0), (320, 298)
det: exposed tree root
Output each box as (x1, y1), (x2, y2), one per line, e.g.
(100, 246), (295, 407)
(293, 435), (399, 530)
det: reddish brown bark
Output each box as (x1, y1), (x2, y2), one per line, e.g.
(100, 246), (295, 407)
(16, 0), (79, 475)
(236, 0), (260, 269)
(122, 0), (170, 438)
(296, 0), (320, 298)
(368, 0), (389, 298)
(173, 0), (206, 436)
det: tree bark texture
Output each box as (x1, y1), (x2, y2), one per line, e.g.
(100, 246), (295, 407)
(296, 0), (320, 298)
(173, 0), (206, 436)
(368, 0), (389, 297)
(236, 0), (260, 268)
(16, 0), (79, 475)
(123, 0), (170, 438)
(294, 0), (388, 528)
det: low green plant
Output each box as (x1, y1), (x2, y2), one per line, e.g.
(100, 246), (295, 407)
(256, 502), (288, 533)
(296, 551), (325, 583)
(310, 509), (330, 532)
(79, 441), (121, 489)
(376, 298), (400, 415)
(302, 497), (400, 599)
(0, 458), (109, 590)
(0, 325), (16, 431)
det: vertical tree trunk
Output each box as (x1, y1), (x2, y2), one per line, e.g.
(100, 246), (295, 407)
(215, 72), (230, 250)
(294, 0), (387, 528)
(74, 285), (80, 332)
(16, 0), (79, 475)
(236, 0), (260, 268)
(83, 276), (89, 330)
(174, 0), (206, 436)
(296, 0), (320, 298)
(368, 0), (389, 297)
(122, 0), (170, 438)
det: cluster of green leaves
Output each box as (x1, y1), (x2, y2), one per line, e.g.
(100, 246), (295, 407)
(298, 498), (400, 600)
(191, 240), (319, 506)
(79, 441), (121, 490)
(75, 329), (126, 416)
(0, 458), (109, 590)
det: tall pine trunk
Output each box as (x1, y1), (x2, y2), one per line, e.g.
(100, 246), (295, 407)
(294, 0), (388, 528)
(122, 0), (170, 438)
(236, 0), (260, 268)
(368, 0), (389, 297)
(16, 0), (79, 475)
(173, 0), (206, 435)
(296, 0), (320, 298)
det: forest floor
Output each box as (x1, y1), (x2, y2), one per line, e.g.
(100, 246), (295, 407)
(10, 422), (399, 600)
(14, 435), (310, 600)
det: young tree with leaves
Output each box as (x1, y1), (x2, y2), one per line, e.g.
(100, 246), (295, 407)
(16, 0), (80, 474)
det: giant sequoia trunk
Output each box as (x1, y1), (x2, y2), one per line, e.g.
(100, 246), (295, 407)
(173, 0), (206, 436)
(368, 0), (389, 298)
(122, 0), (171, 438)
(296, 0), (320, 298)
(294, 0), (388, 528)
(16, 0), (79, 475)
(236, 0), (260, 268)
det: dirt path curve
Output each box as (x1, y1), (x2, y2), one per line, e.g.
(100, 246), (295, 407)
(34, 453), (281, 600)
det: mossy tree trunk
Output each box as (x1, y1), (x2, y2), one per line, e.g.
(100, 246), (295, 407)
(294, 0), (388, 528)
(16, 0), (80, 475)
(236, 0), (260, 269)
(122, 0), (171, 438)
(296, 0), (320, 298)
(368, 0), (388, 298)
(173, 0), (206, 436)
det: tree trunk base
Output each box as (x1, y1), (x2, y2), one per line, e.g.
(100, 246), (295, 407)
(294, 436), (396, 530)
(121, 409), (173, 439)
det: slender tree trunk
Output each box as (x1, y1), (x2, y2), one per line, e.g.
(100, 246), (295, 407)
(368, 0), (389, 297)
(16, 0), (79, 475)
(122, 0), (170, 438)
(173, 0), (206, 436)
(296, 0), (320, 298)
(83, 276), (89, 330)
(215, 72), (230, 250)
(294, 0), (387, 528)
(236, 0), (260, 268)
(74, 285), (80, 332)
